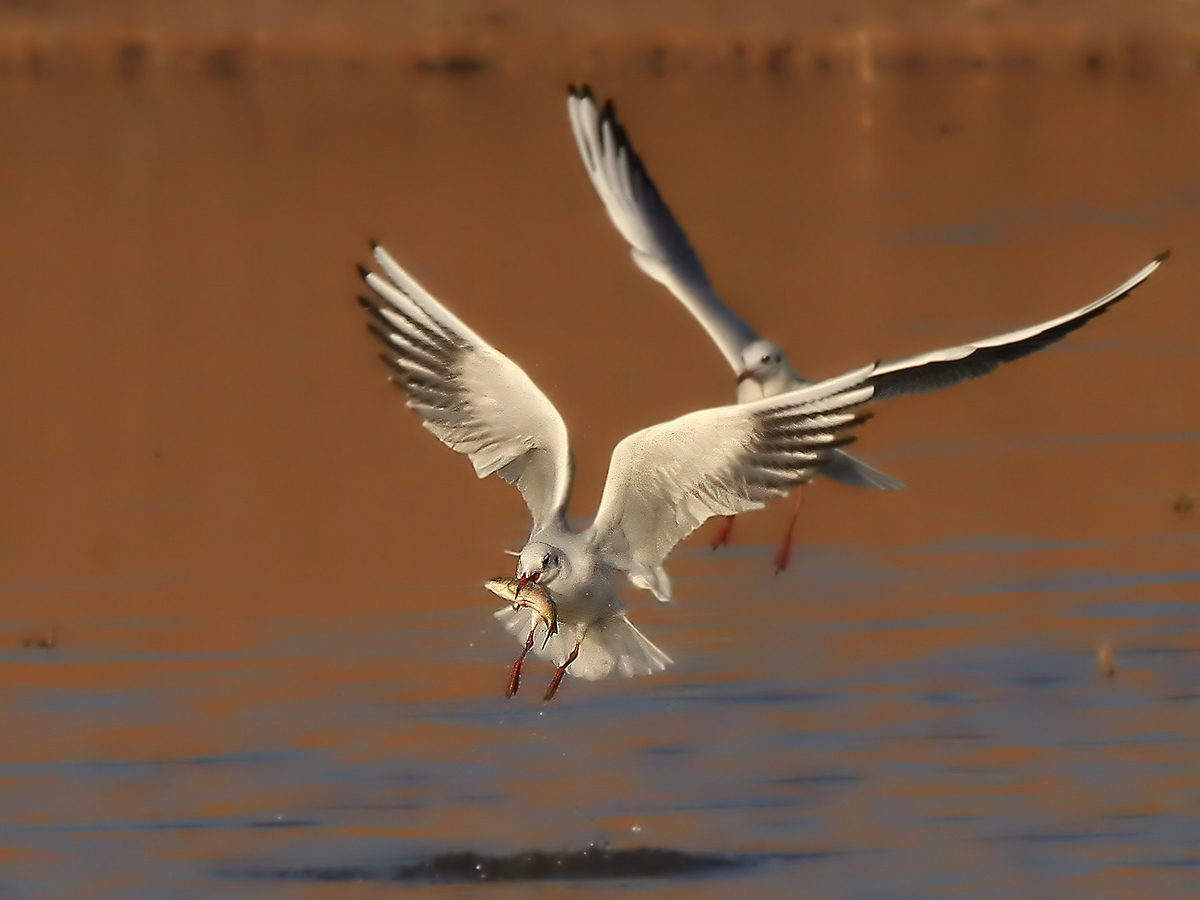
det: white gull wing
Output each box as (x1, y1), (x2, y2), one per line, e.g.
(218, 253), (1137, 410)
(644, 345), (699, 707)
(586, 364), (876, 581)
(571, 86), (903, 497)
(359, 244), (573, 533)
(870, 253), (1168, 402)
(568, 85), (760, 373)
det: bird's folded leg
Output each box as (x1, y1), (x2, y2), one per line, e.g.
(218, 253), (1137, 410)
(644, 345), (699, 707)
(505, 628), (536, 698)
(774, 487), (805, 574)
(543, 642), (581, 702)
(711, 515), (736, 550)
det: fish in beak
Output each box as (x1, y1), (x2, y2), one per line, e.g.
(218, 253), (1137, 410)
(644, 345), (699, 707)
(485, 576), (558, 647)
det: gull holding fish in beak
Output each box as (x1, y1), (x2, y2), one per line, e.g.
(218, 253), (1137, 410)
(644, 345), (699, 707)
(567, 85), (1168, 572)
(358, 243), (877, 700)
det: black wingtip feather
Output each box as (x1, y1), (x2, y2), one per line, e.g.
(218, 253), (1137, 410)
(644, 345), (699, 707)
(1154, 249), (1171, 264)
(368, 237), (380, 251)
(363, 311), (406, 346)
(599, 99), (628, 146)
(358, 294), (387, 318)
(593, 95), (654, 187)
(361, 304), (394, 337)
(366, 320), (394, 345)
(568, 84), (594, 100)
(356, 263), (372, 281)
(359, 297), (398, 337)
(379, 352), (407, 377)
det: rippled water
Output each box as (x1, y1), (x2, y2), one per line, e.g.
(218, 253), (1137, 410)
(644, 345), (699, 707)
(1, 29), (1199, 900)
(4, 532), (1200, 898)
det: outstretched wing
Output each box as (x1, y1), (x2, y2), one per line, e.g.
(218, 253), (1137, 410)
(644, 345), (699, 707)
(568, 85), (760, 373)
(870, 253), (1168, 402)
(359, 244), (573, 533)
(587, 365), (876, 578)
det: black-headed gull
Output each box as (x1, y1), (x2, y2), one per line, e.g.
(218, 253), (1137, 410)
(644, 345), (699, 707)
(567, 85), (1168, 572)
(358, 244), (876, 699)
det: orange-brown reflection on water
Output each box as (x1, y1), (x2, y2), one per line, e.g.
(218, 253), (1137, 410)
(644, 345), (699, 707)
(0, 35), (1198, 900)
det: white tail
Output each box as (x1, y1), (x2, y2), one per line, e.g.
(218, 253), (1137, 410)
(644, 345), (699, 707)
(494, 606), (672, 681)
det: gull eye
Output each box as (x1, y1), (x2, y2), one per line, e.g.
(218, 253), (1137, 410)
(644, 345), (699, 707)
(542, 553), (550, 566)
(761, 354), (772, 364)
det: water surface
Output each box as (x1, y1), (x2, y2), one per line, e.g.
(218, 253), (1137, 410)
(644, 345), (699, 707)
(0, 26), (1198, 900)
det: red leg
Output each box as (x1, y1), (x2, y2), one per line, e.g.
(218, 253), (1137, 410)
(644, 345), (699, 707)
(711, 515), (736, 550)
(774, 487), (805, 574)
(543, 642), (581, 702)
(505, 628), (536, 698)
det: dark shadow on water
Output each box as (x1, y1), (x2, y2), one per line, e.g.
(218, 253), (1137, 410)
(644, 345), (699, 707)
(987, 830), (1140, 845)
(226, 845), (823, 884)
(1011, 672), (1069, 688)
(400, 847), (740, 882)
(771, 769), (860, 785)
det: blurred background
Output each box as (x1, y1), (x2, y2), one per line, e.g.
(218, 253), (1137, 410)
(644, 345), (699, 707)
(0, 1), (1198, 897)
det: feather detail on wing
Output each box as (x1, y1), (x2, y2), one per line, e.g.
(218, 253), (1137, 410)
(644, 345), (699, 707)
(870, 253), (1168, 401)
(587, 364), (877, 582)
(359, 244), (574, 533)
(568, 85), (760, 372)
(820, 449), (906, 490)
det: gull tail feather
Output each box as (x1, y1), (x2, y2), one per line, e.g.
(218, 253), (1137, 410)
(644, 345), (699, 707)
(819, 449), (905, 491)
(626, 566), (673, 602)
(568, 615), (673, 681)
(494, 607), (672, 682)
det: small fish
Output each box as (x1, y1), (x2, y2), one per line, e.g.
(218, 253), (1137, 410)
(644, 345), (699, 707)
(485, 576), (558, 643)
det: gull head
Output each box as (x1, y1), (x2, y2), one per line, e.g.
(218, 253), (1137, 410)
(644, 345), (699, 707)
(737, 340), (790, 398)
(515, 541), (564, 595)
(738, 340), (786, 383)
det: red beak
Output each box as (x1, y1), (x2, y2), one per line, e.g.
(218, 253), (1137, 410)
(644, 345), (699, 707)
(515, 572), (538, 601)
(737, 369), (754, 383)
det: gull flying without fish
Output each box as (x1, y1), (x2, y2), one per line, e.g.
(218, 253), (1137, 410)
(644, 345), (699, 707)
(567, 85), (1168, 572)
(357, 243), (876, 700)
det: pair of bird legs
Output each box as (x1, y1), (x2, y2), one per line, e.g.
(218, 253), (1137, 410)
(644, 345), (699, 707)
(711, 487), (805, 573)
(506, 630), (580, 702)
